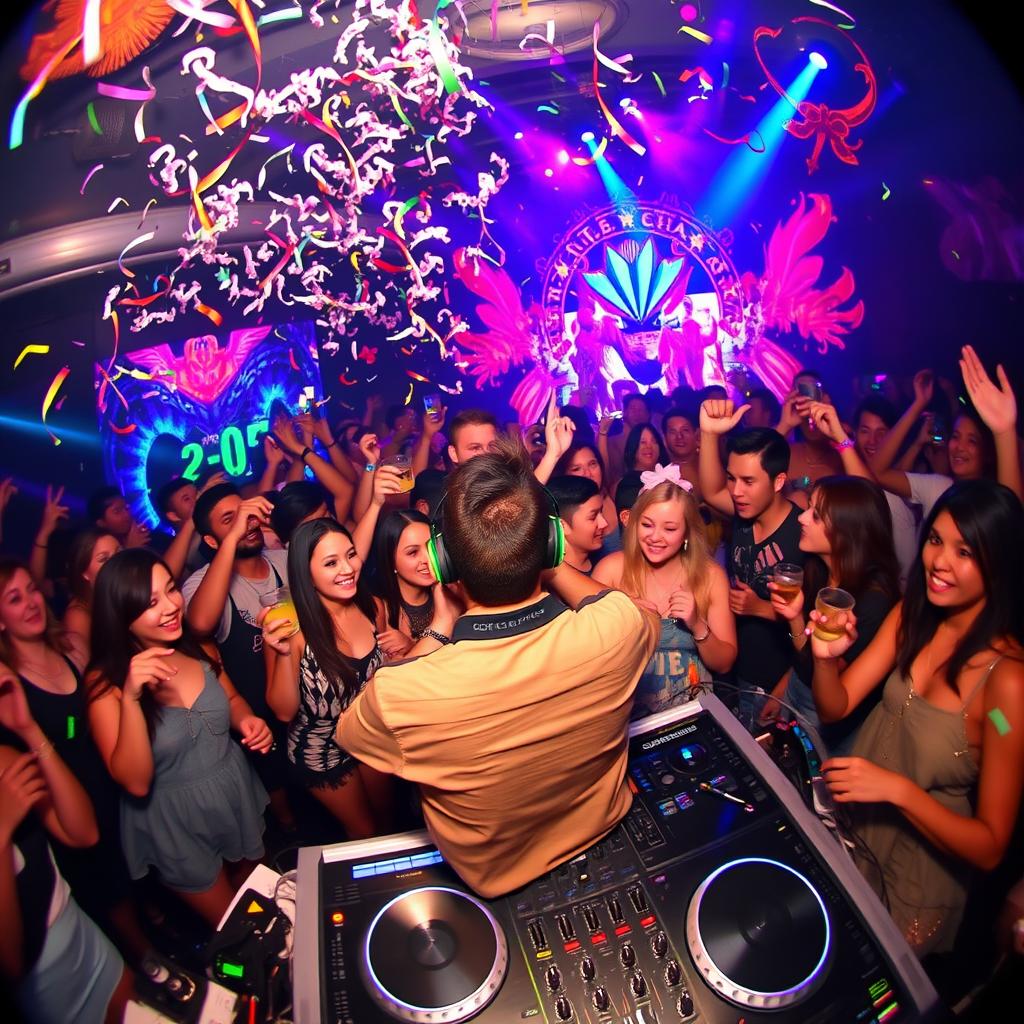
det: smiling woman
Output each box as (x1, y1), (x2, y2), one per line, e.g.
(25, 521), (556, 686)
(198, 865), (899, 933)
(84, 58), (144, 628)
(809, 480), (1024, 957)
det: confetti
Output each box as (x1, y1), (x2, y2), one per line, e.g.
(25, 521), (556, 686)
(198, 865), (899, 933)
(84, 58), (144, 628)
(404, 382), (415, 404)
(97, 77), (157, 102)
(592, 23), (645, 156)
(882, 182), (891, 200)
(13, 344), (49, 369)
(166, 0), (237, 28)
(406, 371), (432, 383)
(10, 32), (81, 149)
(678, 25), (713, 44)
(195, 301), (223, 326)
(988, 708), (1011, 736)
(117, 230), (157, 279)
(41, 367), (70, 446)
(110, 422), (138, 435)
(653, 71), (666, 96)
(537, 104), (560, 115)
(80, 163), (104, 195)
(107, 196), (129, 213)
(808, 0), (856, 28)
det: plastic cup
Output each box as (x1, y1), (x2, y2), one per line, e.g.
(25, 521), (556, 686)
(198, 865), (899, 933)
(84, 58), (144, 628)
(773, 562), (804, 603)
(260, 586), (299, 638)
(813, 587), (855, 642)
(383, 453), (415, 493)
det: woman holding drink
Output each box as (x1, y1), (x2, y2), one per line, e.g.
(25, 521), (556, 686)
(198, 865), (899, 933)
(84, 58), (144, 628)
(807, 480), (1024, 956)
(261, 465), (457, 837)
(768, 476), (900, 753)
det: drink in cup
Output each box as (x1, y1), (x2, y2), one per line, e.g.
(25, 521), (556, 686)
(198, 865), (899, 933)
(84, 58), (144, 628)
(773, 563), (804, 603)
(260, 586), (299, 638)
(384, 453), (415, 493)
(813, 587), (855, 643)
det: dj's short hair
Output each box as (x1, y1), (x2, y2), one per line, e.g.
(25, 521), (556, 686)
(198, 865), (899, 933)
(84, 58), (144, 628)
(546, 475), (600, 524)
(443, 435), (547, 605)
(192, 482), (240, 537)
(727, 428), (790, 480)
(448, 408), (500, 448)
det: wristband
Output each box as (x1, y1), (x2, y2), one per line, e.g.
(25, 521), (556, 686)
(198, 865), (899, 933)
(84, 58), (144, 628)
(324, 438), (339, 448)
(365, 463), (376, 472)
(830, 437), (855, 452)
(300, 446), (313, 462)
(692, 620), (711, 643)
(421, 628), (451, 645)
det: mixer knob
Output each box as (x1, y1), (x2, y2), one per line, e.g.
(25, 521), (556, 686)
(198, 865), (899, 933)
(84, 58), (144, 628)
(677, 990), (695, 1018)
(630, 971), (647, 999)
(664, 959), (681, 986)
(651, 930), (668, 958)
(580, 955), (596, 981)
(593, 986), (611, 1012)
(619, 942), (636, 968)
(546, 965), (562, 991)
(555, 995), (574, 1021)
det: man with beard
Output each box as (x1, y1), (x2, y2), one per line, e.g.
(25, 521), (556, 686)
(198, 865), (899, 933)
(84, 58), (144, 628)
(182, 483), (295, 830)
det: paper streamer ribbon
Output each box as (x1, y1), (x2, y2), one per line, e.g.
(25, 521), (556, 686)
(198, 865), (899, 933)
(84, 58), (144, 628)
(13, 343), (49, 369)
(592, 23), (645, 156)
(42, 367), (70, 446)
(10, 33), (82, 150)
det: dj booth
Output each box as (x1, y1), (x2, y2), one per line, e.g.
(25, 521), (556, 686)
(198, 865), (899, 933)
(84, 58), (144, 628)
(291, 693), (941, 1024)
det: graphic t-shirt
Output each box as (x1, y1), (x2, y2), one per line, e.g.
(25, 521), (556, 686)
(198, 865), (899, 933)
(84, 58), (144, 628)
(729, 502), (804, 689)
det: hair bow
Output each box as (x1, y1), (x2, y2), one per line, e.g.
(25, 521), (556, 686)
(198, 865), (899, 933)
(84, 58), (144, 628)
(639, 463), (694, 494)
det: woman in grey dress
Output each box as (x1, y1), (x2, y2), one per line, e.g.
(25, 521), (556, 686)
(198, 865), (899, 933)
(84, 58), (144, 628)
(86, 549), (273, 928)
(809, 481), (1024, 956)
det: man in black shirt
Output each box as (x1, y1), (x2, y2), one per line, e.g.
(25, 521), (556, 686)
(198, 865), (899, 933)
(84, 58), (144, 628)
(698, 400), (804, 723)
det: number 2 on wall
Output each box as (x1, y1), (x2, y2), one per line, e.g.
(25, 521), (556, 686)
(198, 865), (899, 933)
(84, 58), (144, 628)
(181, 443), (204, 480)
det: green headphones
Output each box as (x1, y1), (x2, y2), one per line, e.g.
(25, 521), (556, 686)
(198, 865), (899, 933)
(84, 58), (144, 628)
(426, 487), (565, 585)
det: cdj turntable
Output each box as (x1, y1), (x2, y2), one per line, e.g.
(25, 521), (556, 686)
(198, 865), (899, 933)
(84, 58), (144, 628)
(294, 694), (940, 1023)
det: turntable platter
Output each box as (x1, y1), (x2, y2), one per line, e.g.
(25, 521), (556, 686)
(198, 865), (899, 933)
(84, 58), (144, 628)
(362, 886), (509, 1023)
(686, 857), (831, 1011)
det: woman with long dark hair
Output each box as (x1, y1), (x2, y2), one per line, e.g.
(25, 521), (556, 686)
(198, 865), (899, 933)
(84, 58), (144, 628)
(375, 509), (435, 660)
(263, 517), (392, 837)
(0, 560), (148, 963)
(810, 480), (1024, 956)
(768, 476), (901, 754)
(86, 549), (272, 927)
(62, 529), (121, 652)
(623, 423), (669, 477)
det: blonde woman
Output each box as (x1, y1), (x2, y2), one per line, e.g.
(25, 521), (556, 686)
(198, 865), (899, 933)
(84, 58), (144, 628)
(594, 464), (736, 718)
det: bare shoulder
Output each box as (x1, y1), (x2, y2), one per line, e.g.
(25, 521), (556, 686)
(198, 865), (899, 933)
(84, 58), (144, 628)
(592, 550), (624, 588)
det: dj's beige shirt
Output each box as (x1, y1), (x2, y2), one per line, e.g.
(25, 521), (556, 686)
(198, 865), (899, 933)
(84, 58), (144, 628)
(337, 590), (658, 897)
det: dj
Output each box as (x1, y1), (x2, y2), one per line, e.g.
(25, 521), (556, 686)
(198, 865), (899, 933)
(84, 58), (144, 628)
(337, 435), (658, 897)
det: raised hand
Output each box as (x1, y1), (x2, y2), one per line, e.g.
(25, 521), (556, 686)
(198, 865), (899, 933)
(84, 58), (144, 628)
(914, 412), (937, 447)
(258, 606), (295, 656)
(371, 465), (405, 506)
(228, 496), (274, 545)
(296, 413), (317, 447)
(0, 478), (18, 515)
(271, 410), (303, 456)
(359, 432), (382, 466)
(423, 404), (447, 437)
(701, 399), (751, 437)
(544, 390), (576, 459)
(263, 433), (286, 467)
(807, 402), (847, 445)
(38, 485), (69, 539)
(912, 369), (934, 409)
(808, 608), (858, 660)
(238, 715), (273, 754)
(124, 648), (177, 700)
(960, 344), (1017, 436)
(777, 391), (804, 434)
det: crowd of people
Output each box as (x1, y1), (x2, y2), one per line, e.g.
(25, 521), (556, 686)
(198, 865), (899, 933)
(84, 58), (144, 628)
(0, 343), (1022, 1022)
